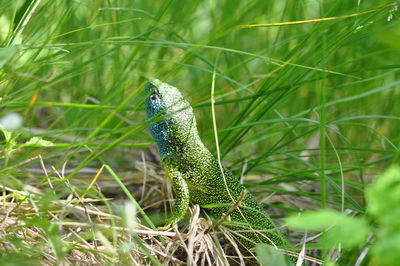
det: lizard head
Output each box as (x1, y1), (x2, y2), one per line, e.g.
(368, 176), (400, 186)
(145, 78), (196, 157)
(145, 79), (190, 120)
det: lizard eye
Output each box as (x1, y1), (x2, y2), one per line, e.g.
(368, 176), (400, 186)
(149, 93), (159, 101)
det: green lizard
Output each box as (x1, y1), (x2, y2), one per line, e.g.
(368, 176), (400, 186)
(145, 78), (291, 261)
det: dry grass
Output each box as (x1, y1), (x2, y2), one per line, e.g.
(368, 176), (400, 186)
(0, 151), (326, 265)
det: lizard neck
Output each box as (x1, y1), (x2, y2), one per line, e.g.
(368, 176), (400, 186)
(149, 118), (173, 158)
(149, 117), (210, 160)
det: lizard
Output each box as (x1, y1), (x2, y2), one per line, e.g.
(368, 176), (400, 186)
(145, 78), (292, 262)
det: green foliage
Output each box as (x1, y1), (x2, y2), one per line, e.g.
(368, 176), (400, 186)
(367, 166), (400, 266)
(0, 125), (18, 158)
(256, 243), (289, 266)
(287, 209), (369, 249)
(1, 125), (54, 167)
(366, 165), (400, 228)
(0, 0), (399, 264)
(0, 252), (40, 266)
(288, 166), (400, 264)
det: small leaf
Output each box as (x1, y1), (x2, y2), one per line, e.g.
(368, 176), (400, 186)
(287, 209), (369, 248)
(256, 243), (288, 266)
(23, 137), (55, 147)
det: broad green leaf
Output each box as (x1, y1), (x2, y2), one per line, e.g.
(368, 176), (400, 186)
(256, 243), (288, 266)
(371, 232), (400, 266)
(366, 166), (400, 228)
(287, 210), (369, 248)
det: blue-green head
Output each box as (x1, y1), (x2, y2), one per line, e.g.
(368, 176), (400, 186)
(145, 79), (196, 157)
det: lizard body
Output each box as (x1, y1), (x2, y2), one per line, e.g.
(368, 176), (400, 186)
(145, 79), (290, 260)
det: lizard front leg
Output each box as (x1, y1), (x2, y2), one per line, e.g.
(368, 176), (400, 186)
(159, 164), (189, 230)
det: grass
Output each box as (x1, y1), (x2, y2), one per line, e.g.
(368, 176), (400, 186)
(0, 0), (399, 265)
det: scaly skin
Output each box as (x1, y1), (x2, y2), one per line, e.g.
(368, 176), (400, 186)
(145, 79), (290, 260)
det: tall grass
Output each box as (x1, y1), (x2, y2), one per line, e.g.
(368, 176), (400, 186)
(0, 0), (399, 264)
